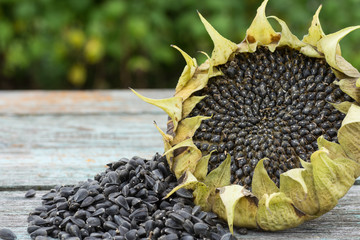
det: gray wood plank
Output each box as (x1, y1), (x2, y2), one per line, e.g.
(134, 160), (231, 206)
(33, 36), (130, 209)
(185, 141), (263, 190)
(0, 90), (173, 115)
(0, 186), (359, 239)
(0, 113), (167, 187)
(0, 90), (359, 187)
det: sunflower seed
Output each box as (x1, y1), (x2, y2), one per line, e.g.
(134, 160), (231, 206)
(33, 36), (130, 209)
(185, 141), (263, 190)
(175, 188), (193, 199)
(194, 222), (209, 236)
(177, 210), (192, 220)
(91, 207), (105, 217)
(0, 228), (17, 240)
(129, 207), (148, 220)
(159, 233), (179, 240)
(33, 218), (48, 226)
(73, 189), (89, 203)
(105, 205), (119, 215)
(27, 154), (237, 240)
(41, 192), (56, 200)
(27, 225), (41, 234)
(56, 202), (68, 211)
(74, 209), (89, 219)
(34, 236), (48, 240)
(122, 184), (130, 197)
(117, 226), (128, 236)
(29, 228), (47, 239)
(180, 236), (195, 240)
(25, 189), (36, 198)
(220, 233), (237, 240)
(165, 219), (182, 230)
(114, 195), (130, 211)
(182, 219), (194, 234)
(103, 221), (118, 230)
(52, 216), (63, 226)
(70, 217), (85, 228)
(169, 213), (185, 224)
(81, 196), (95, 208)
(124, 229), (137, 240)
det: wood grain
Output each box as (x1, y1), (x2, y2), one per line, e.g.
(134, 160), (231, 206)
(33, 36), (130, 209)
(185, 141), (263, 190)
(0, 186), (359, 239)
(0, 114), (167, 187)
(0, 90), (173, 115)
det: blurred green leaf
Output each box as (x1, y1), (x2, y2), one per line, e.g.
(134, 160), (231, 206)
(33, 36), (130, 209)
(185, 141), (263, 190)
(0, 21), (13, 50)
(0, 0), (359, 89)
(5, 41), (28, 70)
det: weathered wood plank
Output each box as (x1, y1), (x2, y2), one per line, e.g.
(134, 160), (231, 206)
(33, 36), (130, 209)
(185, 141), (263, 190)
(0, 114), (167, 187)
(0, 90), (359, 187)
(0, 90), (173, 115)
(0, 186), (359, 239)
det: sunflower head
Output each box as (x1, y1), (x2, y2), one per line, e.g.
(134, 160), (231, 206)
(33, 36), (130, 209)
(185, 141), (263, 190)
(132, 0), (360, 232)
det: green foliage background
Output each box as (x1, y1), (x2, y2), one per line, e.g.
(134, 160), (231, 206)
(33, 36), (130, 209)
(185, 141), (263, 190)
(0, 0), (359, 89)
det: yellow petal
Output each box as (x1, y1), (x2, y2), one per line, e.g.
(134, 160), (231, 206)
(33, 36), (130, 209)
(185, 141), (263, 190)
(172, 115), (211, 145)
(331, 101), (354, 114)
(193, 151), (214, 181)
(154, 122), (174, 168)
(204, 154), (231, 191)
(212, 189), (258, 229)
(317, 26), (360, 77)
(218, 185), (249, 234)
(280, 168), (319, 216)
(182, 95), (207, 118)
(302, 5), (325, 46)
(172, 45), (197, 93)
(164, 171), (199, 199)
(198, 12), (238, 66)
(252, 159), (279, 200)
(163, 138), (202, 178)
(131, 88), (183, 132)
(243, 0), (280, 52)
(357, 77), (360, 87)
(317, 136), (347, 159)
(256, 192), (305, 231)
(192, 183), (212, 211)
(268, 16), (305, 50)
(311, 148), (359, 214)
(299, 45), (323, 58)
(335, 78), (360, 102)
(175, 64), (210, 101)
(338, 104), (360, 164)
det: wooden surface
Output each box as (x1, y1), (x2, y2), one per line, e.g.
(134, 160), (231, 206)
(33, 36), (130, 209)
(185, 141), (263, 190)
(0, 90), (359, 240)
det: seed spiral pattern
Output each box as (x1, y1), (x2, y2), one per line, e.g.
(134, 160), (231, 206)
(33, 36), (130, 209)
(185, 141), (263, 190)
(190, 47), (352, 189)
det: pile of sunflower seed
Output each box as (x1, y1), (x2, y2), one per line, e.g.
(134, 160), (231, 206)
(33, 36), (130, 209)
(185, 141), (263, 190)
(27, 154), (243, 239)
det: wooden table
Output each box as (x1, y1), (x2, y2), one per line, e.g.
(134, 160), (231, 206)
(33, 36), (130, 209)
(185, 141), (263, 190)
(0, 90), (359, 240)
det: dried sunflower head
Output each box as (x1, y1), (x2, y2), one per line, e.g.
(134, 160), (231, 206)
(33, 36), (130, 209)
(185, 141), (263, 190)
(132, 0), (360, 232)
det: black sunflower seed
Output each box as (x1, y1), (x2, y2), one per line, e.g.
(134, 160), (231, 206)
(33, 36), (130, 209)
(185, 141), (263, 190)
(27, 154), (241, 240)
(70, 217), (86, 228)
(73, 189), (89, 203)
(194, 222), (209, 235)
(175, 189), (193, 199)
(125, 229), (137, 240)
(0, 228), (17, 240)
(220, 233), (237, 240)
(68, 224), (81, 238)
(25, 189), (36, 198)
(27, 225), (41, 234)
(29, 228), (47, 239)
(159, 233), (179, 240)
(129, 207), (148, 220)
